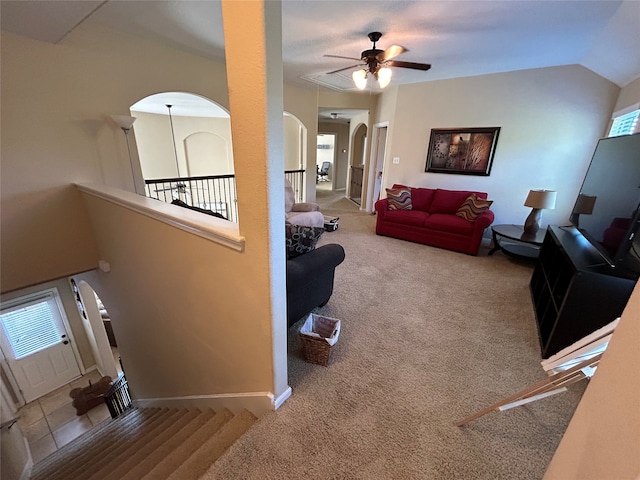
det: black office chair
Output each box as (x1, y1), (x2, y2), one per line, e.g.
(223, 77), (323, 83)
(317, 161), (331, 182)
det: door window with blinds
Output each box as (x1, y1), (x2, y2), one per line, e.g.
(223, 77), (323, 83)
(0, 289), (67, 360)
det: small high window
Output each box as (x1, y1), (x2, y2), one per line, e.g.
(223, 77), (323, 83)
(608, 105), (639, 137)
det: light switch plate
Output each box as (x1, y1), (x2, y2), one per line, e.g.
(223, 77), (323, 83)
(392, 157), (400, 164)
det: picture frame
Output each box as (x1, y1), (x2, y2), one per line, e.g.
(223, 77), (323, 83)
(425, 127), (500, 176)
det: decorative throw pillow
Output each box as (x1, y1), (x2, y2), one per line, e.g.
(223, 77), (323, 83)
(386, 187), (412, 210)
(285, 224), (325, 258)
(456, 194), (493, 221)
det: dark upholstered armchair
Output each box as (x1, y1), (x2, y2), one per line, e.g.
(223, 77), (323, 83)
(286, 243), (345, 328)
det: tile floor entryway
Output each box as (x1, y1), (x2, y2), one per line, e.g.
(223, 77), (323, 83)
(16, 348), (123, 464)
(16, 369), (112, 464)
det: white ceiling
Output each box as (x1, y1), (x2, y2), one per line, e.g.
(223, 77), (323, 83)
(2, 0), (639, 106)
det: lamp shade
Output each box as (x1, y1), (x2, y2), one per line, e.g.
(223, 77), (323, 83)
(352, 69), (367, 90)
(377, 67), (392, 88)
(111, 115), (136, 130)
(524, 189), (557, 210)
(573, 194), (597, 215)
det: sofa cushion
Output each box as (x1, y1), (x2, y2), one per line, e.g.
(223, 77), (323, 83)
(410, 188), (436, 212)
(285, 224), (325, 258)
(386, 187), (413, 210)
(455, 194), (493, 221)
(424, 213), (476, 235)
(384, 209), (430, 227)
(430, 189), (487, 214)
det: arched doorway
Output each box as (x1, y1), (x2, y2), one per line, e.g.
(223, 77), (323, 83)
(130, 92), (233, 181)
(71, 279), (119, 381)
(349, 123), (367, 205)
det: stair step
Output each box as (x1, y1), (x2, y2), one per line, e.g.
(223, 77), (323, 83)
(30, 406), (258, 480)
(84, 408), (194, 480)
(117, 409), (218, 480)
(44, 408), (170, 480)
(166, 409), (257, 480)
(141, 409), (234, 480)
(30, 408), (158, 480)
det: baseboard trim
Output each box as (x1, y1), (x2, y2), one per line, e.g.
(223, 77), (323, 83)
(133, 387), (292, 417)
(273, 387), (292, 410)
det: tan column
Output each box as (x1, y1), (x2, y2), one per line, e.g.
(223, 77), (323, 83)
(221, 0), (289, 402)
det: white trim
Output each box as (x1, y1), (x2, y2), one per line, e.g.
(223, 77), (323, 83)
(498, 387), (567, 411)
(612, 102), (640, 118)
(133, 390), (286, 418)
(273, 386), (292, 410)
(76, 183), (245, 252)
(366, 121), (390, 212)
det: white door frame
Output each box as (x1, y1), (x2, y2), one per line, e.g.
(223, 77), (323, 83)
(74, 280), (118, 380)
(317, 132), (337, 189)
(365, 121), (390, 212)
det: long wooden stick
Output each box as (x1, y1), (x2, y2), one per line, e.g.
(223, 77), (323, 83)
(455, 353), (602, 427)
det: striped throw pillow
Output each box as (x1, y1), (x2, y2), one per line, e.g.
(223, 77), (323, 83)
(456, 194), (493, 221)
(386, 188), (412, 210)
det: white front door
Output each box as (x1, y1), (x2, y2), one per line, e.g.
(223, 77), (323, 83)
(0, 288), (81, 403)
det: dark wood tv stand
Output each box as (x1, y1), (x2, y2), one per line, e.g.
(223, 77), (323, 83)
(529, 225), (637, 358)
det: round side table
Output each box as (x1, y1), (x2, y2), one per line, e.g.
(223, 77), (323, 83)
(489, 224), (547, 260)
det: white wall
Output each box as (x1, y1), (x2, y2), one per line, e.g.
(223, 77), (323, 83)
(375, 66), (620, 229)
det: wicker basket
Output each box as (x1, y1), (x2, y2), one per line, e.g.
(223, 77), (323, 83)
(299, 313), (341, 366)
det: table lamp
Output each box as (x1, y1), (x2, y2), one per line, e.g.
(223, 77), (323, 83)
(569, 194), (597, 227)
(524, 189), (557, 234)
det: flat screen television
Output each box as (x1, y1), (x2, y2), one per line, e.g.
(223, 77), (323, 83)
(570, 133), (640, 278)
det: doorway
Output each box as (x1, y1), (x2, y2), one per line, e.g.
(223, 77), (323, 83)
(367, 123), (388, 212)
(0, 288), (83, 404)
(349, 123), (367, 205)
(316, 133), (336, 191)
(71, 279), (119, 381)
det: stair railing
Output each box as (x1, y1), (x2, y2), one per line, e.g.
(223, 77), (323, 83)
(144, 169), (306, 223)
(104, 373), (132, 419)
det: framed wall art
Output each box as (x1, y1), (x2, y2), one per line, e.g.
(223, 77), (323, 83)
(425, 127), (500, 176)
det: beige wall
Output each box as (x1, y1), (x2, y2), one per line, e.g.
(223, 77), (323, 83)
(283, 114), (303, 171)
(544, 280), (640, 479)
(543, 76), (640, 479)
(0, 21), (321, 293)
(77, 191), (273, 397)
(283, 84), (322, 203)
(0, 5), (298, 404)
(373, 67), (620, 227)
(132, 111), (234, 179)
(613, 75), (640, 112)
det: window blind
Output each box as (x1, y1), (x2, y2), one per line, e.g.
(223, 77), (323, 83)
(608, 109), (639, 137)
(0, 294), (63, 359)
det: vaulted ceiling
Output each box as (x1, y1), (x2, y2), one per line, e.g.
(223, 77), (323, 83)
(2, 0), (639, 95)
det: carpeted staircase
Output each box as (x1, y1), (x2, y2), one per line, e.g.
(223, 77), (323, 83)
(30, 407), (257, 480)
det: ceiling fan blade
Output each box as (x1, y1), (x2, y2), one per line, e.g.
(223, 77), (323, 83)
(386, 60), (432, 71)
(376, 45), (407, 63)
(324, 54), (362, 61)
(326, 64), (362, 75)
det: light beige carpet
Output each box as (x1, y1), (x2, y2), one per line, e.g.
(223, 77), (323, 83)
(202, 189), (586, 480)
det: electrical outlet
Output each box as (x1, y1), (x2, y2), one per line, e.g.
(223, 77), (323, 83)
(392, 157), (400, 164)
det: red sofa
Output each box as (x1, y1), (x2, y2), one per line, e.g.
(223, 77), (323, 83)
(374, 185), (494, 255)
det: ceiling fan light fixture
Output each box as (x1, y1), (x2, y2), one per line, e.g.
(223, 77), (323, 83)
(352, 69), (367, 89)
(377, 67), (392, 88)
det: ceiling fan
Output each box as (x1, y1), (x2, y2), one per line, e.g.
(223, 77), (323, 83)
(325, 32), (431, 89)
